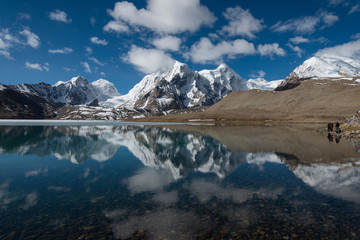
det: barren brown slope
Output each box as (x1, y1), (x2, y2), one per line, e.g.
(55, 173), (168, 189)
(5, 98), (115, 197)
(139, 79), (360, 123)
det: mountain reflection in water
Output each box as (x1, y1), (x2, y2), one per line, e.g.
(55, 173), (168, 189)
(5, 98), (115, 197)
(0, 125), (360, 239)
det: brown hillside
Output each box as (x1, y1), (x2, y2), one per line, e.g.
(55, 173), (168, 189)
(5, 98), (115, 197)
(137, 78), (360, 123)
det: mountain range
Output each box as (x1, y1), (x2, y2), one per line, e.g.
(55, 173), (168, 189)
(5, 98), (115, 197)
(1, 54), (360, 120)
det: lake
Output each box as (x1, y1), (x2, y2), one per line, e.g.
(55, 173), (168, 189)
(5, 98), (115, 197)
(0, 124), (360, 239)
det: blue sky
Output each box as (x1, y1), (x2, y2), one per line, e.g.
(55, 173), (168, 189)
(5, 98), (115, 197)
(0, 0), (359, 94)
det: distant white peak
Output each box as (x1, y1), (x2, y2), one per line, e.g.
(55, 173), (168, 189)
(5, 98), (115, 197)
(247, 78), (282, 91)
(92, 78), (121, 98)
(0, 84), (6, 91)
(216, 63), (230, 70)
(69, 76), (88, 85)
(171, 60), (190, 70)
(166, 61), (192, 80)
(92, 78), (113, 88)
(292, 54), (360, 79)
(54, 81), (64, 87)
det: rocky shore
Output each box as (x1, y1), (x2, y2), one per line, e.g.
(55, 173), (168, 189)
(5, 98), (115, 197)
(318, 121), (360, 152)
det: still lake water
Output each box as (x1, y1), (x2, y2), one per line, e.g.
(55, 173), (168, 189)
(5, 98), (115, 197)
(0, 124), (360, 239)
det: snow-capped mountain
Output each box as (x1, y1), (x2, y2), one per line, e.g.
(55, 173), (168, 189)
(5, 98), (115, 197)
(8, 76), (120, 106)
(1, 76), (121, 119)
(247, 78), (283, 91)
(9, 82), (55, 101)
(90, 78), (120, 103)
(0, 84), (59, 119)
(103, 61), (248, 112)
(54, 76), (99, 105)
(54, 76), (120, 105)
(1, 62), (283, 119)
(292, 54), (360, 79)
(276, 54), (360, 90)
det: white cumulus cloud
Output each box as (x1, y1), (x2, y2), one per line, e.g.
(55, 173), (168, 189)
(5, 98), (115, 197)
(19, 28), (40, 48)
(289, 36), (310, 44)
(152, 36), (181, 51)
(103, 20), (129, 33)
(349, 4), (360, 15)
(43, 63), (49, 72)
(90, 36), (108, 46)
(90, 17), (96, 25)
(48, 47), (73, 54)
(221, 6), (264, 39)
(18, 13), (31, 20)
(105, 0), (216, 34)
(124, 45), (175, 74)
(351, 33), (360, 40)
(88, 57), (104, 66)
(81, 61), (91, 73)
(257, 43), (286, 57)
(316, 39), (360, 58)
(188, 37), (256, 64)
(63, 67), (72, 72)
(320, 11), (339, 27)
(85, 47), (93, 55)
(328, 0), (346, 6)
(0, 29), (18, 58)
(271, 11), (339, 34)
(25, 61), (49, 71)
(287, 43), (303, 57)
(49, 10), (72, 23)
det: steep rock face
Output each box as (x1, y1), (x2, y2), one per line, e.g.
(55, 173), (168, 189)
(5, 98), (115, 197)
(104, 61), (248, 113)
(8, 82), (57, 102)
(276, 54), (360, 91)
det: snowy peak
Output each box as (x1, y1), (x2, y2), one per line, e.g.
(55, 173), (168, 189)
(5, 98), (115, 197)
(2, 76), (121, 107)
(217, 63), (229, 70)
(53, 76), (98, 105)
(276, 54), (360, 90)
(55, 76), (89, 87)
(51, 76), (121, 105)
(69, 76), (88, 86)
(91, 78), (121, 102)
(165, 61), (193, 81)
(292, 54), (360, 79)
(296, 54), (360, 79)
(198, 64), (247, 92)
(104, 61), (249, 111)
(247, 78), (283, 91)
(54, 76), (87, 87)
